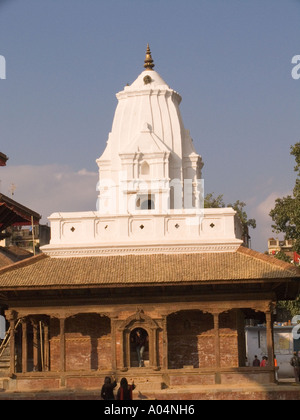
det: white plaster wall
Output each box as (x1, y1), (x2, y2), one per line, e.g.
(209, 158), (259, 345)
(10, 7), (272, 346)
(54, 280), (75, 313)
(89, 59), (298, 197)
(246, 327), (295, 378)
(41, 208), (243, 256)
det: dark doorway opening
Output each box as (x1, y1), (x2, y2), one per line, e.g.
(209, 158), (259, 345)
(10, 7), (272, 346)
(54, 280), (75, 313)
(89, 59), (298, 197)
(130, 328), (149, 367)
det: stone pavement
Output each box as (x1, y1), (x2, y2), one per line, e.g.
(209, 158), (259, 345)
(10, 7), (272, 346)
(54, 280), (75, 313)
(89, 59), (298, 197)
(0, 381), (299, 400)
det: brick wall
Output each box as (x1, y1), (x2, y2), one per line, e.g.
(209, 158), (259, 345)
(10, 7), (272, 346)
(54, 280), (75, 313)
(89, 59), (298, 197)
(49, 314), (111, 371)
(48, 309), (244, 372)
(167, 310), (241, 369)
(168, 311), (214, 368)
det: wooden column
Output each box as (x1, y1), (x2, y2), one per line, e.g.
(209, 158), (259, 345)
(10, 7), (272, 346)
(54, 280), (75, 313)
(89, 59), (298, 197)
(151, 328), (158, 370)
(213, 312), (221, 384)
(59, 318), (66, 373)
(119, 329), (125, 370)
(162, 316), (168, 370)
(125, 330), (130, 369)
(110, 317), (117, 371)
(32, 320), (39, 371)
(21, 319), (28, 373)
(9, 317), (16, 375)
(148, 328), (155, 369)
(266, 311), (275, 382)
(44, 323), (50, 372)
(214, 313), (221, 367)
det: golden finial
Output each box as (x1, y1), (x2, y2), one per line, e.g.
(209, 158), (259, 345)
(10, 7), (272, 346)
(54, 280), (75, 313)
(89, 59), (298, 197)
(144, 44), (155, 70)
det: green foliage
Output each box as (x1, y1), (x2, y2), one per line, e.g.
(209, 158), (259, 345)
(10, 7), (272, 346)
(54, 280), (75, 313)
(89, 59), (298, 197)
(204, 194), (256, 236)
(229, 200), (257, 231)
(204, 193), (225, 208)
(291, 142), (300, 177)
(270, 143), (300, 319)
(273, 250), (292, 263)
(277, 297), (300, 319)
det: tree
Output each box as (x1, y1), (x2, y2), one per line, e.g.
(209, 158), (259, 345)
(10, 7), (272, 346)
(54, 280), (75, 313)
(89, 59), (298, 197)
(274, 250), (292, 263)
(204, 193), (225, 208)
(277, 297), (300, 319)
(269, 143), (300, 253)
(228, 200), (257, 234)
(204, 194), (256, 242)
(269, 142), (300, 319)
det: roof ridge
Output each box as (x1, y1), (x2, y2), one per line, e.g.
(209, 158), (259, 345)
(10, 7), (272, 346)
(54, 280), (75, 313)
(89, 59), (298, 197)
(0, 253), (48, 275)
(237, 246), (300, 274)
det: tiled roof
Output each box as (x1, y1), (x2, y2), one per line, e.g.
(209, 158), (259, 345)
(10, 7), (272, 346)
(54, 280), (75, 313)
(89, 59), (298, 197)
(0, 247), (34, 269)
(0, 246), (299, 290)
(0, 252), (13, 269)
(0, 194), (41, 229)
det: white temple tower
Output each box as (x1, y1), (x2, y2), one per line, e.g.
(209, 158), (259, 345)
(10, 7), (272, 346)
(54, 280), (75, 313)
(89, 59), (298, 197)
(96, 45), (203, 215)
(42, 46), (243, 257)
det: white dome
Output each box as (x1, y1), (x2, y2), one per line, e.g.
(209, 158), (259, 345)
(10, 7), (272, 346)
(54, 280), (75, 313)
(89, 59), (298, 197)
(97, 46), (203, 214)
(101, 66), (188, 166)
(120, 69), (180, 101)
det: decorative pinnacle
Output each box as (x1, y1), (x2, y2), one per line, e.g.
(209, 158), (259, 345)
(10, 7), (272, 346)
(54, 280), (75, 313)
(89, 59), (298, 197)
(144, 44), (155, 70)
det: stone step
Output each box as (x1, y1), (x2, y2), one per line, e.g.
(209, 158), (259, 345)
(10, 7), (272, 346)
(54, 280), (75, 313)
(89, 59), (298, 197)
(0, 349), (11, 374)
(0, 377), (10, 391)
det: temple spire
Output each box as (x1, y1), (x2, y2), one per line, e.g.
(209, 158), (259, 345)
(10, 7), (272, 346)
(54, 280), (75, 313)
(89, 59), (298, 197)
(144, 44), (155, 70)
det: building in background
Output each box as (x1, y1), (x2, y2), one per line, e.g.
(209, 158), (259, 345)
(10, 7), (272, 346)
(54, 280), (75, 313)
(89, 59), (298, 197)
(5, 224), (50, 253)
(0, 153), (8, 167)
(0, 152), (49, 266)
(268, 238), (300, 265)
(245, 320), (300, 378)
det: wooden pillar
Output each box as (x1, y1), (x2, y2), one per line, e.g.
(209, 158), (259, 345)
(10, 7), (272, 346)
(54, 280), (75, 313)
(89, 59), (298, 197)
(110, 317), (117, 371)
(213, 312), (221, 384)
(59, 318), (66, 373)
(214, 313), (221, 367)
(162, 315), (168, 370)
(151, 328), (158, 370)
(21, 319), (28, 373)
(32, 320), (39, 371)
(148, 329), (154, 369)
(44, 323), (50, 372)
(9, 317), (16, 375)
(125, 330), (130, 368)
(266, 311), (275, 382)
(119, 328), (125, 370)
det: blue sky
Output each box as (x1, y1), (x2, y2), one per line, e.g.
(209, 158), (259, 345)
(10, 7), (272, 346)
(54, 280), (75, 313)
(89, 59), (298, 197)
(0, 0), (299, 252)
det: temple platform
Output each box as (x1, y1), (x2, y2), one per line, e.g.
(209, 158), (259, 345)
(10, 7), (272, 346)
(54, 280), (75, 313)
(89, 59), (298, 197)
(0, 380), (299, 400)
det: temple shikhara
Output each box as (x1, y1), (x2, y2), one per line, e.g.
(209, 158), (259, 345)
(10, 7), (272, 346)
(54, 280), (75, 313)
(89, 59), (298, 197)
(0, 46), (299, 398)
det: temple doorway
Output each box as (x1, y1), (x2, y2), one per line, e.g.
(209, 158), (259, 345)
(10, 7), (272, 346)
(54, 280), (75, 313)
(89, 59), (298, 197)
(130, 328), (149, 367)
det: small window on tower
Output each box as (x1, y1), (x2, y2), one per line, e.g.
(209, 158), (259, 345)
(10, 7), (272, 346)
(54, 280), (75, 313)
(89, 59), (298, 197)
(140, 161), (150, 176)
(136, 194), (155, 210)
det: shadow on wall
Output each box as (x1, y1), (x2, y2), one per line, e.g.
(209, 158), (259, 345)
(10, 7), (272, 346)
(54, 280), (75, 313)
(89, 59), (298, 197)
(50, 314), (111, 371)
(167, 310), (215, 369)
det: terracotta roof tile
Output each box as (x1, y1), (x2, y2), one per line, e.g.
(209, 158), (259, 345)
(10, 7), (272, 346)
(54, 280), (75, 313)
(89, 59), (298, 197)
(0, 246), (299, 290)
(0, 253), (13, 269)
(0, 246), (34, 269)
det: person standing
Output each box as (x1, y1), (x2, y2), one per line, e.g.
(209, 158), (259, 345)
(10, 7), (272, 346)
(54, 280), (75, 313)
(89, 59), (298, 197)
(116, 377), (136, 400)
(101, 376), (117, 400)
(135, 329), (147, 368)
(260, 356), (268, 367)
(274, 355), (279, 383)
(290, 352), (300, 384)
(252, 355), (260, 367)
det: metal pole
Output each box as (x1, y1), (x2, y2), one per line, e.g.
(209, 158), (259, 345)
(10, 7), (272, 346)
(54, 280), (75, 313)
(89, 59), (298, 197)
(31, 215), (36, 256)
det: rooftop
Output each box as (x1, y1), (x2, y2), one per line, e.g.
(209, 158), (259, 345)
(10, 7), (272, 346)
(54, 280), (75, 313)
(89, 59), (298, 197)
(0, 152), (8, 167)
(0, 193), (41, 238)
(0, 246), (33, 269)
(0, 246), (299, 294)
